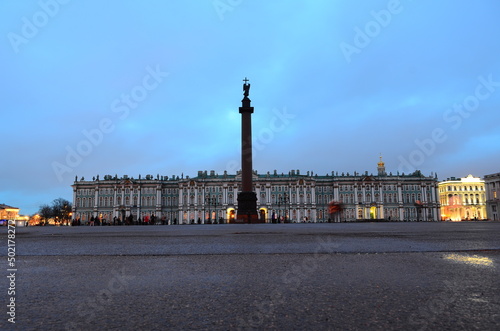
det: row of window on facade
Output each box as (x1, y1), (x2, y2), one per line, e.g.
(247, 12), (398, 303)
(441, 185), (484, 192)
(76, 191), (434, 209)
(77, 182), (433, 198)
(441, 194), (485, 205)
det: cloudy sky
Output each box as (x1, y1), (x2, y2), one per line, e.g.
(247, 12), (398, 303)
(1, 0), (499, 215)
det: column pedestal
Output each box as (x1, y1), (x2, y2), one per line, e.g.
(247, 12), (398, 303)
(234, 191), (261, 223)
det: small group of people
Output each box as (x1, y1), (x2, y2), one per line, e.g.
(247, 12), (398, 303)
(78, 215), (173, 226)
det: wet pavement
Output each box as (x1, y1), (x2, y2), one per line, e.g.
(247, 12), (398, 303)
(2, 222), (500, 330)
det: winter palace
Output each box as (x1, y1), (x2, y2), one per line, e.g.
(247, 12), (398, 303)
(71, 159), (441, 224)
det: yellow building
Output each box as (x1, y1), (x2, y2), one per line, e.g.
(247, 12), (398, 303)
(438, 175), (486, 221)
(0, 204), (20, 224)
(0, 204), (19, 219)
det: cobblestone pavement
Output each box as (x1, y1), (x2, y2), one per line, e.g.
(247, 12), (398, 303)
(2, 222), (500, 330)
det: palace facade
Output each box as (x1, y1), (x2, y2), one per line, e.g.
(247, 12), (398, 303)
(484, 172), (500, 221)
(71, 159), (441, 224)
(438, 174), (487, 221)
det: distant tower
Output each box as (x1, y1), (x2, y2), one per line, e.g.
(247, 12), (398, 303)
(235, 77), (260, 223)
(377, 155), (386, 176)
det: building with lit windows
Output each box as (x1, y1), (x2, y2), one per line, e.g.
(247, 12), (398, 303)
(71, 159), (440, 224)
(484, 172), (500, 221)
(438, 174), (487, 221)
(0, 204), (19, 220)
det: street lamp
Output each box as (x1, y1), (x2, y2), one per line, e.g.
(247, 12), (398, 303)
(278, 193), (289, 223)
(205, 193), (217, 224)
(277, 196), (281, 223)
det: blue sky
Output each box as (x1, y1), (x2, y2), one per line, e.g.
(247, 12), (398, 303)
(1, 0), (499, 215)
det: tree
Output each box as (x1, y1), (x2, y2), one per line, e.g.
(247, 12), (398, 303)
(37, 198), (72, 225)
(38, 204), (53, 225)
(52, 198), (72, 224)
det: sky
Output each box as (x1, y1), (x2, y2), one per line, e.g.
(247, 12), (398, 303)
(1, 0), (499, 215)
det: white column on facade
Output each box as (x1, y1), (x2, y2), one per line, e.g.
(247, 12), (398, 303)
(256, 186), (261, 206)
(93, 187), (99, 217)
(223, 186), (227, 205)
(72, 187), (77, 219)
(156, 186), (161, 218)
(267, 185), (271, 204)
(137, 187), (142, 219)
(121, 186), (125, 206)
(94, 187), (98, 208)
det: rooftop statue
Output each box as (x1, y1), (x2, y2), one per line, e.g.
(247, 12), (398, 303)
(243, 77), (250, 97)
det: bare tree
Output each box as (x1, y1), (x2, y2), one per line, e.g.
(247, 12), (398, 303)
(52, 198), (72, 225)
(38, 204), (53, 225)
(37, 198), (72, 225)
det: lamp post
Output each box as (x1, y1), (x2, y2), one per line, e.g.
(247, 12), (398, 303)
(205, 193), (218, 224)
(277, 196), (281, 223)
(278, 194), (289, 223)
(213, 195), (218, 224)
(205, 193), (211, 224)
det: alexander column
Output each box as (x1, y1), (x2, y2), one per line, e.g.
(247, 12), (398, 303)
(235, 77), (260, 223)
